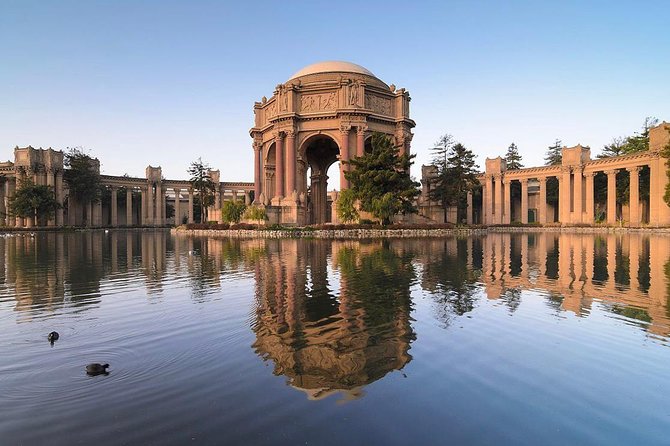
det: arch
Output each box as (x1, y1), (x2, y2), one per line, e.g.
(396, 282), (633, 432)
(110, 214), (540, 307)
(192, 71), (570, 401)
(299, 134), (340, 224)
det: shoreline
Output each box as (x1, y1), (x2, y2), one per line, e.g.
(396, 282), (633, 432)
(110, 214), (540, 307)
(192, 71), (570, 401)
(171, 225), (670, 238)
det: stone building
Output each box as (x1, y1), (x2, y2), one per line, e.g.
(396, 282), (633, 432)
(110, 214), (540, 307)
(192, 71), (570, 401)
(249, 61), (415, 225)
(0, 146), (253, 227)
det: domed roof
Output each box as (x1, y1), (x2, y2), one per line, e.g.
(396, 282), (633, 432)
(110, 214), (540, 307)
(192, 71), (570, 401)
(288, 61), (377, 80)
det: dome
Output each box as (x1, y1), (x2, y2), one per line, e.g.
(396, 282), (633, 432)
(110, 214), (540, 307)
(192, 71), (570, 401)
(288, 61), (377, 80)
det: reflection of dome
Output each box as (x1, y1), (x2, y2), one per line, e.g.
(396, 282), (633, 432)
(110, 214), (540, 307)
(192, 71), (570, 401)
(288, 61), (377, 81)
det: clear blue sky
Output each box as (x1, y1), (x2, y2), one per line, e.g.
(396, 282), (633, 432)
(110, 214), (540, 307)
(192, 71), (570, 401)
(1, 0), (668, 186)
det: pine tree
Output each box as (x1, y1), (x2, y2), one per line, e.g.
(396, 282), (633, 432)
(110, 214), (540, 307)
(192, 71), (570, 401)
(188, 157), (216, 223)
(345, 133), (420, 225)
(428, 139), (479, 223)
(504, 142), (523, 170)
(544, 139), (563, 166)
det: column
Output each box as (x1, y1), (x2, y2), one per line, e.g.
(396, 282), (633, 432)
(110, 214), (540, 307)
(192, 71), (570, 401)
(155, 184), (163, 226)
(494, 175), (503, 224)
(188, 189), (194, 224)
(503, 179), (511, 224)
(573, 167), (583, 224)
(628, 166), (641, 226)
(0, 180), (5, 227)
(86, 201), (92, 227)
(286, 130), (296, 196)
(253, 143), (262, 203)
(214, 187), (221, 223)
(147, 184), (154, 225)
(538, 177), (547, 224)
(46, 168), (55, 226)
(520, 178), (529, 224)
(356, 125), (366, 158)
(585, 172), (595, 224)
(111, 186), (118, 227)
(629, 234), (640, 291)
(141, 187), (147, 226)
(275, 132), (284, 200)
(174, 188), (181, 226)
(340, 128), (350, 189)
(232, 190), (238, 202)
(466, 191), (473, 225)
(244, 191), (250, 205)
(560, 167), (571, 224)
(606, 170), (617, 225)
(126, 188), (133, 226)
(94, 200), (102, 227)
(55, 170), (64, 226)
(4, 179), (13, 226)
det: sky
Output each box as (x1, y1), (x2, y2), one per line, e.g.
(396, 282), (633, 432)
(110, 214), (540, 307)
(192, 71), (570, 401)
(1, 0), (668, 188)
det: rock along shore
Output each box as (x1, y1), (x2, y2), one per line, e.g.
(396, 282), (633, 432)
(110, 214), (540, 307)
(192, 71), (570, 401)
(172, 225), (670, 239)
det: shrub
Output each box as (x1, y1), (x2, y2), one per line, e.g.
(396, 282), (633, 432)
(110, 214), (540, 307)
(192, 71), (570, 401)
(244, 205), (267, 225)
(335, 189), (359, 223)
(222, 200), (246, 223)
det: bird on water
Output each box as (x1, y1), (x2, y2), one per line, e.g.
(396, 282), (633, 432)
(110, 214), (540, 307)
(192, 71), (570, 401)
(86, 363), (110, 376)
(47, 331), (59, 344)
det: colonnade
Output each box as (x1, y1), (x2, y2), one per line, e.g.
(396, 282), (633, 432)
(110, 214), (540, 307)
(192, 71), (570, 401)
(480, 144), (670, 226)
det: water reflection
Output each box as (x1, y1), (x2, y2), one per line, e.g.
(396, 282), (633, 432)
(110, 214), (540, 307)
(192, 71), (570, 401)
(251, 240), (415, 400)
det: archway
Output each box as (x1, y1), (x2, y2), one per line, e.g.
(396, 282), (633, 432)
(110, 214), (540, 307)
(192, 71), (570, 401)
(302, 135), (340, 224)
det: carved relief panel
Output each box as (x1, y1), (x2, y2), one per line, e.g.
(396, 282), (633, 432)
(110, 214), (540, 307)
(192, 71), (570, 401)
(299, 92), (337, 112)
(365, 94), (393, 116)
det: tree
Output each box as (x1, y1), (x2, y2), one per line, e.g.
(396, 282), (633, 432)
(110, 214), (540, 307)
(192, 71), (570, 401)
(428, 137), (480, 223)
(661, 129), (670, 206)
(599, 117), (659, 158)
(335, 188), (359, 223)
(63, 147), (102, 225)
(345, 133), (420, 225)
(9, 179), (60, 225)
(221, 200), (246, 224)
(188, 158), (216, 223)
(544, 139), (563, 166)
(504, 142), (524, 170)
(243, 205), (267, 225)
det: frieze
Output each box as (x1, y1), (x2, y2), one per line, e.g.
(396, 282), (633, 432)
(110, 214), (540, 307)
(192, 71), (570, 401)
(365, 94), (392, 116)
(300, 92), (337, 112)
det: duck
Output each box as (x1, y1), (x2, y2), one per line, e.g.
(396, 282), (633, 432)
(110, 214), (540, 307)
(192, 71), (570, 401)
(47, 331), (59, 343)
(85, 363), (110, 376)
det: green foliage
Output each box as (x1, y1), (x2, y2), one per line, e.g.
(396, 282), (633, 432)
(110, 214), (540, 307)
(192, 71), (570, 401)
(335, 188), (359, 223)
(504, 142), (524, 170)
(188, 157), (216, 223)
(222, 200), (246, 224)
(544, 139), (563, 166)
(9, 179), (61, 224)
(428, 136), (480, 223)
(244, 205), (267, 224)
(63, 147), (102, 205)
(661, 129), (670, 207)
(345, 133), (420, 225)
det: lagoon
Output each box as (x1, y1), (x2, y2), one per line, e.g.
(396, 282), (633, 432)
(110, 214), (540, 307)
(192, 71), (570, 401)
(1, 230), (669, 445)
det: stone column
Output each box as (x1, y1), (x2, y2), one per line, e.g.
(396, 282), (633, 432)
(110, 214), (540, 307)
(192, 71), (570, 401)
(560, 167), (571, 224)
(126, 188), (133, 226)
(482, 177), (488, 224)
(628, 166), (641, 226)
(494, 175), (503, 225)
(606, 170), (617, 225)
(244, 191), (250, 205)
(253, 143), (262, 203)
(503, 179), (511, 224)
(141, 187), (147, 226)
(232, 190), (238, 202)
(629, 234), (640, 291)
(520, 178), (529, 224)
(585, 172), (595, 224)
(214, 186), (221, 223)
(4, 179), (13, 227)
(340, 128), (350, 189)
(0, 180), (5, 227)
(94, 200), (102, 227)
(188, 189), (194, 224)
(46, 168), (55, 226)
(111, 186), (118, 227)
(286, 130), (296, 196)
(573, 167), (583, 224)
(275, 132), (284, 199)
(218, 189), (225, 224)
(155, 184), (163, 226)
(147, 184), (154, 225)
(538, 177), (547, 224)
(466, 191), (473, 225)
(174, 188), (181, 226)
(356, 126), (366, 158)
(55, 170), (64, 226)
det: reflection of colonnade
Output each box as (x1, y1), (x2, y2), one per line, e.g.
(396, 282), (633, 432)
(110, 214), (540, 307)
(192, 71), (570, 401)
(0, 146), (253, 227)
(480, 232), (670, 336)
(477, 123), (670, 226)
(251, 239), (414, 400)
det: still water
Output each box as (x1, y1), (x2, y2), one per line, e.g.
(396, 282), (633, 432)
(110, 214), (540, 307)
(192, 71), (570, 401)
(1, 230), (670, 445)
